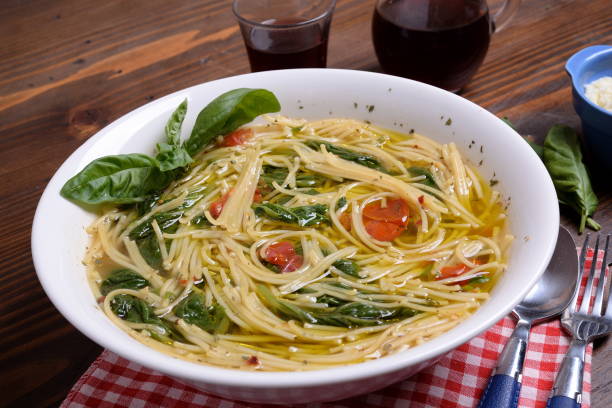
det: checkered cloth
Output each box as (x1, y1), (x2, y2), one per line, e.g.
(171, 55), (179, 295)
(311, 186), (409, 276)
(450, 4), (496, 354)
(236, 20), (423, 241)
(62, 250), (604, 408)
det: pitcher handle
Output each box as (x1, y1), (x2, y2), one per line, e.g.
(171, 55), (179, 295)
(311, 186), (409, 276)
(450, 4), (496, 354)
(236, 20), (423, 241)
(492, 0), (521, 32)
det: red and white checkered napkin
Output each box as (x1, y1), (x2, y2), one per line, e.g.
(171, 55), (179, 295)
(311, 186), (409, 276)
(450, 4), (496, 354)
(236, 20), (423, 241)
(62, 250), (603, 408)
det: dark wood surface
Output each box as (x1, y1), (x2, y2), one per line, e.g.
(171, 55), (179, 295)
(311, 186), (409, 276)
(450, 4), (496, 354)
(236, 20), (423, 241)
(1, 0), (610, 406)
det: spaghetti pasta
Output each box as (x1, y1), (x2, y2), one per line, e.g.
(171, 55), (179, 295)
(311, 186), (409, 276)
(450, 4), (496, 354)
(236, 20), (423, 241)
(85, 116), (512, 371)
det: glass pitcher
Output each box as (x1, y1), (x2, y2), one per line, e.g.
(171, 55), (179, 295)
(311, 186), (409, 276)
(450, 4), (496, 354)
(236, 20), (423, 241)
(372, 0), (521, 92)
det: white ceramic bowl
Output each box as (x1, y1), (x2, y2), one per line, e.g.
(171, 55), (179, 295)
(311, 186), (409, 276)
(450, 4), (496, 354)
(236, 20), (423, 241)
(32, 69), (559, 404)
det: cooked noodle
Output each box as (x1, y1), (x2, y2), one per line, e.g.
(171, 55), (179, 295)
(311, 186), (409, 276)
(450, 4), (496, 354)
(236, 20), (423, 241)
(85, 116), (512, 371)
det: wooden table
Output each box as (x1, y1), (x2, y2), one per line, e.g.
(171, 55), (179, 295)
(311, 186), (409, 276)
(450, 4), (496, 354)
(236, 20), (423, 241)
(1, 0), (610, 406)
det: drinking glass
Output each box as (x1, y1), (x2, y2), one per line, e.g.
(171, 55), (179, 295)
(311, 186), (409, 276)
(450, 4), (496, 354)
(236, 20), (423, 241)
(233, 0), (336, 72)
(372, 0), (521, 92)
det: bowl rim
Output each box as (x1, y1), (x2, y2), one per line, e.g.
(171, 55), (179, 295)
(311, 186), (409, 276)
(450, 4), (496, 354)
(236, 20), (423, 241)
(566, 44), (612, 116)
(32, 68), (559, 389)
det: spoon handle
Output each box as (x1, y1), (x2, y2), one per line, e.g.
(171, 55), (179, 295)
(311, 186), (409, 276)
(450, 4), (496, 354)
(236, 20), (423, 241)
(478, 319), (532, 408)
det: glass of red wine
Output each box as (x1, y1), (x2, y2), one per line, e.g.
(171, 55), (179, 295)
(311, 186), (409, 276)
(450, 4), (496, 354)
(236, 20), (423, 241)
(372, 0), (521, 92)
(233, 0), (336, 72)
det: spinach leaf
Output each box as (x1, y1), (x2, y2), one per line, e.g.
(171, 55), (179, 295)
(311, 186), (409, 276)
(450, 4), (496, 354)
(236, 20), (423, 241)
(155, 142), (193, 172)
(335, 197), (347, 211)
(100, 269), (150, 295)
(184, 88), (281, 156)
(257, 285), (419, 328)
(60, 154), (173, 205)
(253, 203), (329, 227)
(332, 259), (362, 278)
(131, 191), (203, 268)
(165, 99), (187, 146)
(407, 166), (439, 190)
(110, 294), (186, 344)
(316, 294), (347, 307)
(137, 191), (162, 216)
(129, 190), (205, 240)
(258, 285), (318, 324)
(261, 165), (325, 188)
(173, 292), (228, 333)
(543, 125), (601, 232)
(191, 215), (212, 228)
(305, 140), (386, 172)
(136, 234), (164, 270)
(129, 210), (182, 240)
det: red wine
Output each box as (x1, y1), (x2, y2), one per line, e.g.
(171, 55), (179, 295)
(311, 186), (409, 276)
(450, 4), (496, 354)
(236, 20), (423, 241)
(372, 0), (491, 91)
(246, 18), (328, 72)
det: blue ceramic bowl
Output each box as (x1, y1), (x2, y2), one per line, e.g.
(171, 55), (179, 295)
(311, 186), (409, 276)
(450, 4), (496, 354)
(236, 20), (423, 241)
(566, 45), (612, 171)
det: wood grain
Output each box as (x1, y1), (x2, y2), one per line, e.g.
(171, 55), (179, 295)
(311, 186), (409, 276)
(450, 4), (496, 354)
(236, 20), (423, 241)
(0, 0), (610, 407)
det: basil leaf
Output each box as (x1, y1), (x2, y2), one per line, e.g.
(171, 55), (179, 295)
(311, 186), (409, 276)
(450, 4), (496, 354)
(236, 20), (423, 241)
(165, 99), (187, 146)
(155, 143), (193, 172)
(60, 154), (173, 205)
(305, 140), (386, 172)
(527, 139), (544, 158)
(335, 197), (347, 211)
(501, 116), (544, 158)
(332, 259), (362, 278)
(501, 116), (515, 129)
(100, 269), (150, 295)
(184, 88), (281, 156)
(253, 203), (329, 227)
(543, 125), (600, 232)
(174, 292), (228, 333)
(407, 166), (439, 190)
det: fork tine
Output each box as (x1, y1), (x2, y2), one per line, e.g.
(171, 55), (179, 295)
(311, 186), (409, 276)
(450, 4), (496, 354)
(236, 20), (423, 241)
(593, 234), (610, 315)
(578, 234), (600, 314)
(568, 234), (590, 315)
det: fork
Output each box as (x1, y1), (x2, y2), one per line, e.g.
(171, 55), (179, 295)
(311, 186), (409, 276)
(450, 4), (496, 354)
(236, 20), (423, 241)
(547, 233), (611, 408)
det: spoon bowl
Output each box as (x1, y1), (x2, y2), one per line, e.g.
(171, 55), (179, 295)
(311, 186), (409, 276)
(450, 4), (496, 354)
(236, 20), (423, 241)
(514, 228), (580, 321)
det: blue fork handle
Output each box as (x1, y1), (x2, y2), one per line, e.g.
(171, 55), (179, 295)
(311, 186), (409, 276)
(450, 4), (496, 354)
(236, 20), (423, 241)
(546, 338), (586, 408)
(546, 396), (580, 408)
(478, 374), (521, 408)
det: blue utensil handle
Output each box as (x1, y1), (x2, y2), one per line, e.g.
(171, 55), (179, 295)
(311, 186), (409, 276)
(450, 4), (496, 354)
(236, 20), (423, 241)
(546, 395), (580, 408)
(478, 374), (521, 408)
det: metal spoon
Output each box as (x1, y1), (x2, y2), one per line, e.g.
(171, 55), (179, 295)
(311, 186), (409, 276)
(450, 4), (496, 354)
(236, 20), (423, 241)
(478, 226), (579, 408)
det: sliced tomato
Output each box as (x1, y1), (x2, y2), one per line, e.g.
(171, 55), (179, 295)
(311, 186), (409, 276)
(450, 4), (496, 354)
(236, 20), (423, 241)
(436, 260), (484, 284)
(264, 241), (302, 273)
(253, 188), (263, 203)
(210, 188), (262, 218)
(281, 254), (303, 273)
(339, 212), (352, 231)
(437, 264), (469, 280)
(364, 219), (405, 241)
(209, 191), (231, 219)
(363, 198), (409, 226)
(220, 128), (253, 147)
